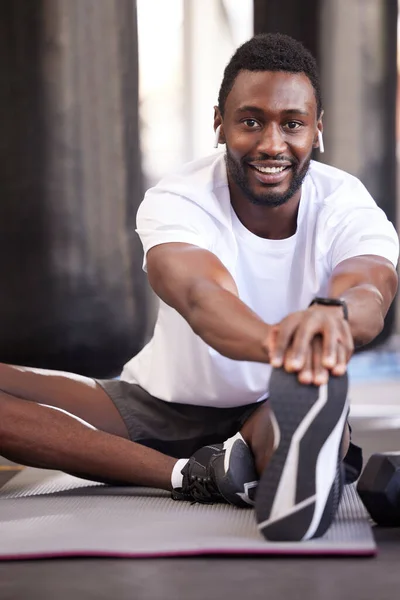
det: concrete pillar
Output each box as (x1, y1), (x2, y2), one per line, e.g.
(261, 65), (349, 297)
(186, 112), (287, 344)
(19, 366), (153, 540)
(0, 0), (146, 376)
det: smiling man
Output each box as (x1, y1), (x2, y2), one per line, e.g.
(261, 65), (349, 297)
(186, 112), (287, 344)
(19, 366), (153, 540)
(0, 34), (398, 542)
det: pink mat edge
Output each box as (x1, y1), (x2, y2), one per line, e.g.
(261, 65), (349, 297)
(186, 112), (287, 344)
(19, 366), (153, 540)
(0, 546), (377, 561)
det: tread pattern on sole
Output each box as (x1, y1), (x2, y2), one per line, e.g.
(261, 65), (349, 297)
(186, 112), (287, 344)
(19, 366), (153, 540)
(255, 369), (348, 541)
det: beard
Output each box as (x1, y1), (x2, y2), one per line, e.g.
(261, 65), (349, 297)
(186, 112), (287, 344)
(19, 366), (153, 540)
(225, 147), (312, 207)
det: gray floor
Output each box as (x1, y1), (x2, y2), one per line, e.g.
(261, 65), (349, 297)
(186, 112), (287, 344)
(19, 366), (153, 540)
(0, 533), (399, 600)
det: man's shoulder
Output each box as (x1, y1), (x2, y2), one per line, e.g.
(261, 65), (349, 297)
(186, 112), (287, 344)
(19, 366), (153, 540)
(139, 152), (231, 231)
(155, 152), (227, 195)
(308, 160), (365, 204)
(142, 152), (230, 227)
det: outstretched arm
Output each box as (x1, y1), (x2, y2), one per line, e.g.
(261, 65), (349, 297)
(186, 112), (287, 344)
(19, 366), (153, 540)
(268, 255), (398, 385)
(327, 255), (398, 347)
(146, 242), (271, 363)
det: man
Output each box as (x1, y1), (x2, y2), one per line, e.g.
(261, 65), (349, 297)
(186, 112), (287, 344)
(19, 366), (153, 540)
(0, 34), (398, 542)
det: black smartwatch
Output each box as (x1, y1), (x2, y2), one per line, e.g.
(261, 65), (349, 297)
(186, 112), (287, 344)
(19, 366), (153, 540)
(308, 297), (349, 321)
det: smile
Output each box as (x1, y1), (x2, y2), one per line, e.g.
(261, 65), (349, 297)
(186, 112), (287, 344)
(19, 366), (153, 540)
(248, 163), (292, 185)
(253, 165), (288, 174)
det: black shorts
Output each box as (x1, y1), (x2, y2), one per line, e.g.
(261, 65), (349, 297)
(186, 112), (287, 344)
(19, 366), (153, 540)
(96, 379), (363, 484)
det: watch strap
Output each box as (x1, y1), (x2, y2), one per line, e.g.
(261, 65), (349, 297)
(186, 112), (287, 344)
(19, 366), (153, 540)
(308, 297), (349, 321)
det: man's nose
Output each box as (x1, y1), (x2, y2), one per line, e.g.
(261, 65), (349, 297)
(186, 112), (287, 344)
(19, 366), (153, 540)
(257, 124), (286, 157)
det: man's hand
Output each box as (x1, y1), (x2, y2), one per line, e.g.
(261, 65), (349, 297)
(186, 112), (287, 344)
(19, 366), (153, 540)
(266, 306), (354, 385)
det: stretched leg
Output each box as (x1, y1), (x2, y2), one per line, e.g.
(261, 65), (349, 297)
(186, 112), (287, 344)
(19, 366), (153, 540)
(164, 370), (351, 524)
(0, 364), (176, 489)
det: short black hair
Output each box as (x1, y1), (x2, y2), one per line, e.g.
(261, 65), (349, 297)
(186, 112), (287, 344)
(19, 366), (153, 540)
(218, 33), (322, 118)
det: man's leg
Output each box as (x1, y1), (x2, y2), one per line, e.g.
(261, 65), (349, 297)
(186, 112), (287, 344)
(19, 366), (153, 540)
(240, 397), (351, 476)
(170, 368), (350, 541)
(0, 364), (176, 489)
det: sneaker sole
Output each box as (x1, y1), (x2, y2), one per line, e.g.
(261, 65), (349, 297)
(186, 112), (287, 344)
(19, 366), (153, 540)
(255, 369), (348, 541)
(312, 449), (344, 539)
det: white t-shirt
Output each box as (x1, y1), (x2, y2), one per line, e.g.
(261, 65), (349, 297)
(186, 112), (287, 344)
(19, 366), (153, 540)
(121, 152), (399, 408)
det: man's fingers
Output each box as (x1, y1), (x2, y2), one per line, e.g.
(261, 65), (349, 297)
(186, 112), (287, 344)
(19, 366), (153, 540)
(289, 316), (350, 371)
(297, 347), (313, 384)
(270, 308), (354, 373)
(312, 337), (329, 385)
(296, 337), (328, 386)
(285, 322), (322, 370)
(321, 326), (338, 369)
(284, 345), (305, 373)
(270, 316), (301, 368)
(332, 343), (348, 376)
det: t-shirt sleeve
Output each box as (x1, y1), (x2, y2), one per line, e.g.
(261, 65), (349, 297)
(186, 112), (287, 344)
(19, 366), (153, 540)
(136, 189), (215, 271)
(326, 180), (399, 270)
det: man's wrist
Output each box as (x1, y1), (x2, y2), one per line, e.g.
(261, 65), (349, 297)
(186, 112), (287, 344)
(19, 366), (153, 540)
(308, 297), (349, 321)
(260, 324), (274, 363)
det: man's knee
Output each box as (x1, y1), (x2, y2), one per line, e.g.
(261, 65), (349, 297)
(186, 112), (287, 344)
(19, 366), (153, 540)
(240, 402), (276, 476)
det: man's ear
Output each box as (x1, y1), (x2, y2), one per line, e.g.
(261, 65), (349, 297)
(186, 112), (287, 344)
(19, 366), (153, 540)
(313, 111), (324, 149)
(318, 110), (324, 135)
(213, 106), (225, 144)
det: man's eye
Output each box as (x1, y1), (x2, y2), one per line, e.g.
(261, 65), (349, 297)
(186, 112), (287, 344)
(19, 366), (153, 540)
(286, 121), (301, 130)
(243, 119), (259, 128)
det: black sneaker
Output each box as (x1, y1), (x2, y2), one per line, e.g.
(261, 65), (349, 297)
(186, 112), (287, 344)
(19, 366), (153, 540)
(255, 369), (348, 541)
(171, 433), (258, 507)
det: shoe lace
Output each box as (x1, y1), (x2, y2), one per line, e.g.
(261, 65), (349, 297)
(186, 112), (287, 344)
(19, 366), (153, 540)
(186, 473), (219, 504)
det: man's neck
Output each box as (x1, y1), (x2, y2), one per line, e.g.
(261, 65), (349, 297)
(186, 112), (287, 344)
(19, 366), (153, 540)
(228, 179), (301, 240)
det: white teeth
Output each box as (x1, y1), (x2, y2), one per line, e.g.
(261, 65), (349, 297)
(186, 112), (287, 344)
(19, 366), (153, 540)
(254, 165), (286, 174)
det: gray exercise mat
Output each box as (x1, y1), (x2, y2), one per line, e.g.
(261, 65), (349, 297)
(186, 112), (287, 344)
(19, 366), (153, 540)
(0, 469), (376, 559)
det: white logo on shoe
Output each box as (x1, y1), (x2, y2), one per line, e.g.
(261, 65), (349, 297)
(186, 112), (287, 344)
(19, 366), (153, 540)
(236, 480), (258, 506)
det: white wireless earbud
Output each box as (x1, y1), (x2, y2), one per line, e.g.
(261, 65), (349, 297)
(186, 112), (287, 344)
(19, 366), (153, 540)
(317, 130), (324, 153)
(214, 125), (221, 148)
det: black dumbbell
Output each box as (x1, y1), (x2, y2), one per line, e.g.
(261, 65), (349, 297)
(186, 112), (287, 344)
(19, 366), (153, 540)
(357, 453), (400, 526)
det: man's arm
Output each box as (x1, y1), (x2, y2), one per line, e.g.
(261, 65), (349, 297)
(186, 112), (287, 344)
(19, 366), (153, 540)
(268, 255), (398, 384)
(146, 242), (271, 362)
(327, 255), (398, 347)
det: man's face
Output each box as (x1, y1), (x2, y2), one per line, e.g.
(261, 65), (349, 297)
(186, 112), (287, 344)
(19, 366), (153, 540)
(219, 70), (321, 207)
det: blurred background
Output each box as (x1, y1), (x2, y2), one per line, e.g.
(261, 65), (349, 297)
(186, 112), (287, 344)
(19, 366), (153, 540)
(0, 0), (399, 461)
